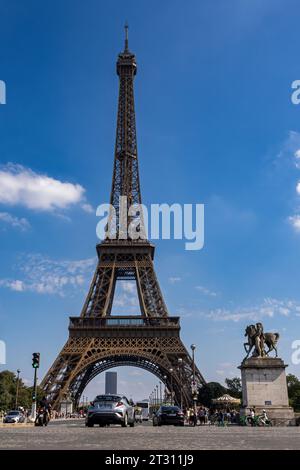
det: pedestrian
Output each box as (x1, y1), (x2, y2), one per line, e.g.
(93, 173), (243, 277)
(217, 410), (224, 426)
(198, 407), (205, 425)
(186, 408), (190, 424)
(248, 408), (255, 426)
(204, 408), (208, 424)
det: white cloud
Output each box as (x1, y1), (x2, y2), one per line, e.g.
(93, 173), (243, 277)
(0, 163), (91, 213)
(196, 285), (218, 297)
(114, 293), (139, 308)
(295, 149), (300, 169)
(206, 298), (296, 322)
(0, 279), (25, 292)
(110, 281), (140, 312)
(288, 215), (300, 231)
(122, 281), (136, 294)
(81, 203), (94, 214)
(0, 212), (30, 231)
(168, 277), (181, 283)
(0, 253), (96, 296)
(278, 132), (300, 231)
(277, 130), (300, 165)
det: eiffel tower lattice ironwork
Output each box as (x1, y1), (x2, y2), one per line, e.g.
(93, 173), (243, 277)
(41, 26), (206, 409)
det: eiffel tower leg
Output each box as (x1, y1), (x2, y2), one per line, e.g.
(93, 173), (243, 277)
(80, 264), (116, 317)
(41, 338), (95, 409)
(135, 257), (168, 318)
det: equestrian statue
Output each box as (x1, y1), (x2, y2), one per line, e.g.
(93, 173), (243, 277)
(243, 322), (279, 360)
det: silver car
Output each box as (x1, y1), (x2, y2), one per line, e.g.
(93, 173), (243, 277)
(3, 410), (25, 424)
(85, 394), (135, 428)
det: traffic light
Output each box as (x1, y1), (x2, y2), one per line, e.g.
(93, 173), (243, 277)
(32, 352), (40, 369)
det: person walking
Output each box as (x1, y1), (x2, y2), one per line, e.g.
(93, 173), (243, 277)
(248, 408), (255, 426)
(198, 407), (205, 425)
(217, 409), (224, 426)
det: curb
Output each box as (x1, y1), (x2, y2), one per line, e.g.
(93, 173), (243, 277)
(0, 423), (34, 428)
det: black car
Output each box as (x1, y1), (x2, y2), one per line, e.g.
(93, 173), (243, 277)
(153, 406), (184, 426)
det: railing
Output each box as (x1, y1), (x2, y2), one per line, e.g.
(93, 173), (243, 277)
(69, 316), (180, 329)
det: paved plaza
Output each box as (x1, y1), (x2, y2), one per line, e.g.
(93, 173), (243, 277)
(0, 420), (299, 450)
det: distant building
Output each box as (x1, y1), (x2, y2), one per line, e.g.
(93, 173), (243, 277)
(105, 371), (117, 394)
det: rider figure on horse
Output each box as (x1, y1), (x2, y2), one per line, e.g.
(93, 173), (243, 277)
(253, 322), (266, 357)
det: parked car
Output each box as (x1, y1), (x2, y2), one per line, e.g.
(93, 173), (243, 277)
(3, 410), (25, 424)
(152, 406), (184, 426)
(85, 394), (135, 428)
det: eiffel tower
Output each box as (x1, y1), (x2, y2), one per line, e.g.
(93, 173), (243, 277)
(41, 26), (205, 409)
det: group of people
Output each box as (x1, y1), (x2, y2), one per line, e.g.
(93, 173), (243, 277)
(184, 407), (239, 426)
(185, 407), (207, 426)
(182, 406), (271, 426)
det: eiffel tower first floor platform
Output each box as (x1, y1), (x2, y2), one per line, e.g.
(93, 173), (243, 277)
(41, 315), (206, 410)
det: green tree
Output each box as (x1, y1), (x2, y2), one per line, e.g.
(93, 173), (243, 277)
(197, 382), (227, 408)
(0, 370), (44, 412)
(225, 377), (242, 399)
(287, 374), (300, 412)
(0, 370), (18, 410)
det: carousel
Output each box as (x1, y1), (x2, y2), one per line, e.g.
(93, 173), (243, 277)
(212, 394), (241, 408)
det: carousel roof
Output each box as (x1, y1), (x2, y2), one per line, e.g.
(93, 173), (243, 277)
(212, 394), (241, 404)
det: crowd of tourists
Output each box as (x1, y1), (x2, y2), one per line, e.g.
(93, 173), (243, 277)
(183, 407), (239, 426)
(182, 406), (271, 426)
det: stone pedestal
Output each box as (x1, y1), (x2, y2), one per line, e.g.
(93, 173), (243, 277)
(239, 357), (295, 425)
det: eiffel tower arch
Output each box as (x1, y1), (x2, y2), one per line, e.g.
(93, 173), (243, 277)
(41, 26), (205, 409)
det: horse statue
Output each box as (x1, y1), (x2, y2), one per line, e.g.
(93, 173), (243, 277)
(243, 322), (279, 360)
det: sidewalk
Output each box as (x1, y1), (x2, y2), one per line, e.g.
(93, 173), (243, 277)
(0, 422), (34, 428)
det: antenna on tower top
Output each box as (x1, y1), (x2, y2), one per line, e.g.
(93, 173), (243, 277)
(124, 22), (129, 52)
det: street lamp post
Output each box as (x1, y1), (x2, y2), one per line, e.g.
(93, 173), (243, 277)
(15, 369), (21, 410)
(159, 381), (162, 405)
(169, 368), (173, 406)
(156, 385), (159, 408)
(178, 358), (183, 410)
(163, 375), (167, 404)
(191, 344), (197, 415)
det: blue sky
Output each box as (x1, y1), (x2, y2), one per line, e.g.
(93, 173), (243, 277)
(1, 0), (300, 401)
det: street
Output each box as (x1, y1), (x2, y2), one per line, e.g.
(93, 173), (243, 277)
(0, 420), (299, 450)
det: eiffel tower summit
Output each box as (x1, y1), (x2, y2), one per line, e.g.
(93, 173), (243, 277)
(41, 26), (206, 409)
